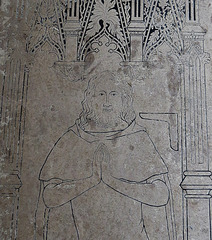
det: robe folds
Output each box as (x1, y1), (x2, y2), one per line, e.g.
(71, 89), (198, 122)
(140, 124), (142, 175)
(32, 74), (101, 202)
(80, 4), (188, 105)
(35, 121), (176, 240)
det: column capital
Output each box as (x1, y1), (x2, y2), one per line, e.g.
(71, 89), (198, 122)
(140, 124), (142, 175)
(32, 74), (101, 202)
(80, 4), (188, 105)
(64, 20), (81, 35)
(128, 21), (145, 34)
(181, 171), (212, 195)
(180, 43), (210, 65)
(0, 171), (22, 195)
(182, 25), (206, 41)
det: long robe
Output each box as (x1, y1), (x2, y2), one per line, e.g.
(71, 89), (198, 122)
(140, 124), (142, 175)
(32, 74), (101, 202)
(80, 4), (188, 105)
(35, 121), (176, 240)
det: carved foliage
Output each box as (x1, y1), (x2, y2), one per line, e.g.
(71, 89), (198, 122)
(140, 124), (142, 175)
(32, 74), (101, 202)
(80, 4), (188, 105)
(26, 0), (187, 62)
(26, 0), (66, 60)
(143, 0), (185, 59)
(78, 0), (130, 61)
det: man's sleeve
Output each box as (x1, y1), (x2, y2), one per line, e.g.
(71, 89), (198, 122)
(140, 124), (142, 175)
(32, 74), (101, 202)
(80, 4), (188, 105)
(39, 129), (93, 181)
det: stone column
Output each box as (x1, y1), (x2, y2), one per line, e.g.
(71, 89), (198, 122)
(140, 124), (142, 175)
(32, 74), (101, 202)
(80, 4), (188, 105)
(180, 1), (212, 239)
(54, 0), (84, 81)
(128, 0), (145, 61)
(64, 0), (81, 61)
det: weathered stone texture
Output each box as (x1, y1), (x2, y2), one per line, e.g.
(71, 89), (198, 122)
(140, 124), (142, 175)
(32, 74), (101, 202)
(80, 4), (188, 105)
(0, 1), (212, 239)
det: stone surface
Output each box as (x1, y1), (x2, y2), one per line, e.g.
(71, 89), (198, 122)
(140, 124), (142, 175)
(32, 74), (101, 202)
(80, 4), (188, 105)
(0, 0), (212, 239)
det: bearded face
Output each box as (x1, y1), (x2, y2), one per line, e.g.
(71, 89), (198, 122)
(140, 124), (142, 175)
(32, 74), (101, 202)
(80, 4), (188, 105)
(78, 70), (136, 132)
(88, 77), (127, 131)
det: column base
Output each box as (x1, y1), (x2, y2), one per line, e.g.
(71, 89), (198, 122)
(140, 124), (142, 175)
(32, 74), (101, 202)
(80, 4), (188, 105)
(181, 171), (212, 240)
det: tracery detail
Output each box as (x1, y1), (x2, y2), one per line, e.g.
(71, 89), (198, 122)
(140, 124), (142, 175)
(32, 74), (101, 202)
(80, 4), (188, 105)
(143, 0), (184, 60)
(78, 0), (130, 61)
(26, 0), (66, 60)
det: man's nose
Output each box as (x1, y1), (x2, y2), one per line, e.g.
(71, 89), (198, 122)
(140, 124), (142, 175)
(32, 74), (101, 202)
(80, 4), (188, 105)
(103, 94), (112, 107)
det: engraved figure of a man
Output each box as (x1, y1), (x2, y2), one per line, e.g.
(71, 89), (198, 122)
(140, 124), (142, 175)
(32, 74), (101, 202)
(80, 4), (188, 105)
(35, 70), (176, 239)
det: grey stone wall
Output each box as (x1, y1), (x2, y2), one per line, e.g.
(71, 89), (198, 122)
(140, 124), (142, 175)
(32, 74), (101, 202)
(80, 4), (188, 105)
(0, 0), (212, 239)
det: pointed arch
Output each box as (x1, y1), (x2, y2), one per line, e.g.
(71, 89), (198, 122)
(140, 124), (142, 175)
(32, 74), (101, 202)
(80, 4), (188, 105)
(78, 0), (130, 61)
(26, 0), (65, 60)
(80, 29), (128, 61)
(143, 0), (184, 60)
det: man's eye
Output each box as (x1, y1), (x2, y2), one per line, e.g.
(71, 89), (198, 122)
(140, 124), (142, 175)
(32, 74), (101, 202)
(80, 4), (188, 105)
(110, 92), (117, 96)
(99, 93), (104, 96)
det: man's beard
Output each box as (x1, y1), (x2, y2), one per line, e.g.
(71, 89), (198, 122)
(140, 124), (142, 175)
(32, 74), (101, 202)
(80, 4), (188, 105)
(88, 109), (124, 130)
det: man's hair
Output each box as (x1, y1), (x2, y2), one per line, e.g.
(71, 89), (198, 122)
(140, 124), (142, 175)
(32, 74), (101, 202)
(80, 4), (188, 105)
(77, 70), (136, 129)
